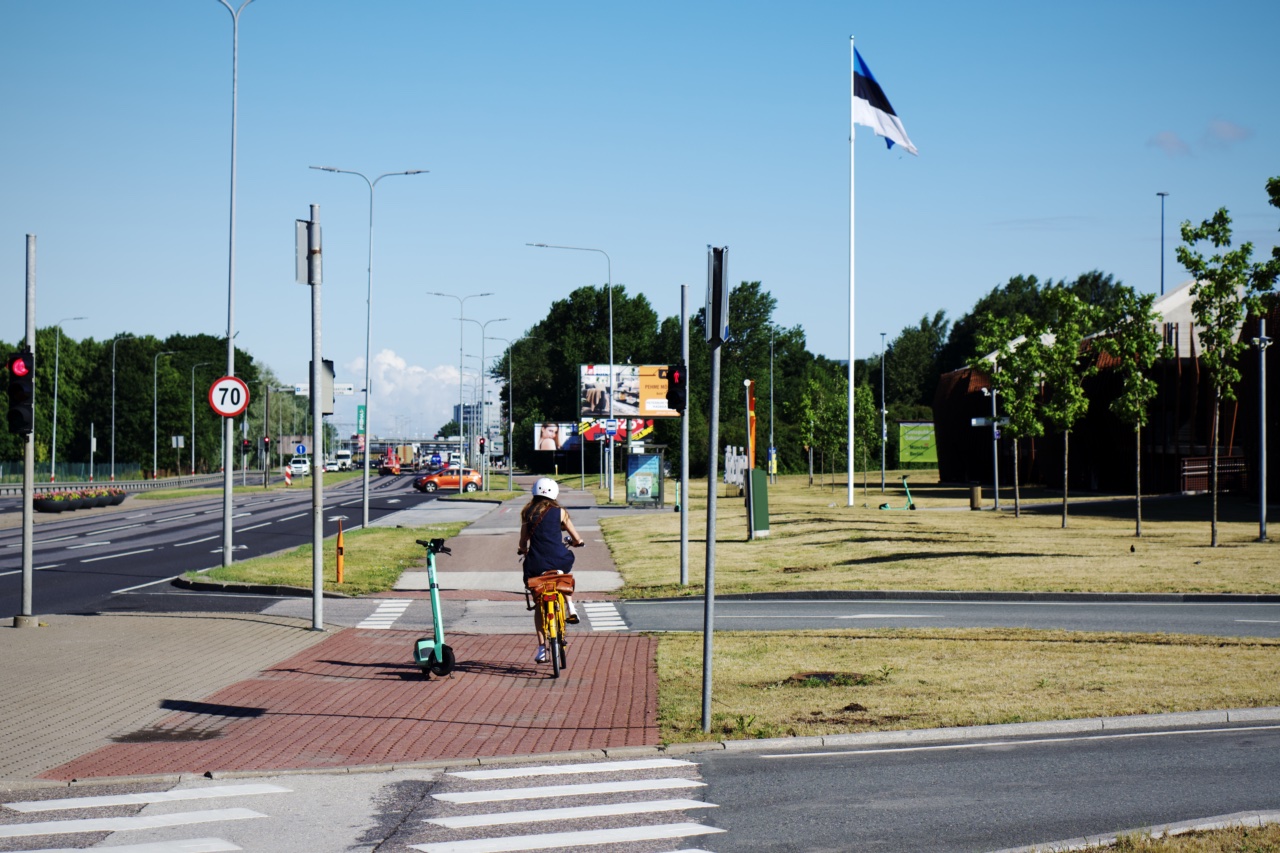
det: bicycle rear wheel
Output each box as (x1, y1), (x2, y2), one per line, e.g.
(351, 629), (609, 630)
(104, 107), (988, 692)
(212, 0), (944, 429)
(556, 598), (568, 670)
(546, 599), (561, 680)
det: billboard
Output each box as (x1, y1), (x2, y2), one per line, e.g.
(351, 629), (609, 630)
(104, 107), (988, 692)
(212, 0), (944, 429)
(899, 422), (938, 464)
(580, 365), (680, 419)
(579, 418), (654, 445)
(532, 422), (580, 451)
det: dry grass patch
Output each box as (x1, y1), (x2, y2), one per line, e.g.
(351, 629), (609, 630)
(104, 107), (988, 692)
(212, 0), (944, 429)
(605, 473), (1278, 596)
(188, 522), (466, 596)
(1113, 822), (1280, 851)
(656, 629), (1280, 743)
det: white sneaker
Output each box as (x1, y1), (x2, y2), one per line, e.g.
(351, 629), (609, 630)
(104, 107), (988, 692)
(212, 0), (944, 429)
(534, 645), (547, 663)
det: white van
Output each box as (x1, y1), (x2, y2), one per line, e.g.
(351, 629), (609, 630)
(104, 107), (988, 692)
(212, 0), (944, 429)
(333, 450), (353, 471)
(448, 451), (466, 467)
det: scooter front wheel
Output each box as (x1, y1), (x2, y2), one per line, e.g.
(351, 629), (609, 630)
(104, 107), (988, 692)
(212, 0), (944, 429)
(428, 644), (456, 676)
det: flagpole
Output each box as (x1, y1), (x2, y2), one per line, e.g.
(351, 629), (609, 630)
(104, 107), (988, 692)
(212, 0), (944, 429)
(847, 35), (856, 508)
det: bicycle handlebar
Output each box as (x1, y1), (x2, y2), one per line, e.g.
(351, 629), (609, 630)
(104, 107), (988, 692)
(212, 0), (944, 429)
(416, 538), (452, 555)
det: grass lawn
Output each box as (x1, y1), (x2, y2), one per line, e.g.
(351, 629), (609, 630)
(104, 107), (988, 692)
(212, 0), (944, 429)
(604, 472), (1278, 597)
(1111, 823), (1280, 850)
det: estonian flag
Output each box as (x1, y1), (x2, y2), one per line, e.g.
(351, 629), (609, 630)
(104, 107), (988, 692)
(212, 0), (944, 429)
(853, 48), (918, 156)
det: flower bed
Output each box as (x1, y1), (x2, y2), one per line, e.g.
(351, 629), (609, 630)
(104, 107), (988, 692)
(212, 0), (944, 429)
(32, 488), (126, 513)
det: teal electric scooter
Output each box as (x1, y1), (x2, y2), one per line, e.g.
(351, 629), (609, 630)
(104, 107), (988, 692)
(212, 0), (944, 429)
(413, 538), (455, 678)
(878, 475), (917, 510)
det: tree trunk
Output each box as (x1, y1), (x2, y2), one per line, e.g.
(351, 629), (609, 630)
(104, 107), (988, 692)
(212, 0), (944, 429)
(1211, 391), (1221, 547)
(1061, 430), (1069, 529)
(1135, 423), (1143, 538)
(1013, 437), (1022, 518)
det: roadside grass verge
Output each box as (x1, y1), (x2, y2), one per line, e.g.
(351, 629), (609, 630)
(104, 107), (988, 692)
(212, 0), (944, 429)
(656, 629), (1280, 743)
(1112, 822), (1280, 850)
(446, 490), (524, 502)
(187, 522), (466, 596)
(604, 473), (1278, 597)
(133, 471), (364, 501)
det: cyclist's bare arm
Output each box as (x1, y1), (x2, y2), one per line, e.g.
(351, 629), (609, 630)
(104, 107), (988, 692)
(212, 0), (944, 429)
(517, 522), (530, 556)
(561, 511), (585, 547)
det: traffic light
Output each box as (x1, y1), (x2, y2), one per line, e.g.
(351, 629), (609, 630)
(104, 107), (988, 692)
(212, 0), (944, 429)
(241, 438), (251, 451)
(263, 435), (271, 450)
(6, 350), (34, 435)
(667, 363), (688, 414)
(478, 436), (486, 454)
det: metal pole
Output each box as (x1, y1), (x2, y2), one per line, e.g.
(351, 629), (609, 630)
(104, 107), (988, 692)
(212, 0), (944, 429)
(1157, 192), (1169, 296)
(16, 235), (37, 627)
(991, 385), (1001, 511)
(880, 331), (886, 493)
(307, 204), (325, 630)
(680, 284), (689, 586)
(702, 335), (722, 733)
(1257, 319), (1271, 542)
(216, 0), (254, 568)
(769, 326), (775, 485)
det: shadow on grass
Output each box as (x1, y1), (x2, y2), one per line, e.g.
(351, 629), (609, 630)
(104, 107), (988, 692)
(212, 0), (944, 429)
(836, 550), (1082, 566)
(1017, 492), (1263, 524)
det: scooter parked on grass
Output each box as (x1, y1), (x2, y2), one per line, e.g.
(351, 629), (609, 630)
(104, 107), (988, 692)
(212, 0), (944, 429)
(413, 538), (455, 678)
(878, 475), (917, 511)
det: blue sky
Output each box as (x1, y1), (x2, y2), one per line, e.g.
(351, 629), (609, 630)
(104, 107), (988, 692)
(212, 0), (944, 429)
(3, 1), (1277, 439)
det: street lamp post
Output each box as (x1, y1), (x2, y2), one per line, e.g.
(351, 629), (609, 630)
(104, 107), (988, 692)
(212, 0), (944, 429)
(311, 165), (428, 528)
(769, 326), (775, 485)
(461, 317), (506, 491)
(153, 351), (176, 480)
(427, 292), (492, 470)
(527, 243), (613, 500)
(50, 316), (86, 482)
(1157, 191), (1169, 296)
(190, 362), (214, 475)
(110, 334), (134, 482)
(880, 332), (887, 493)
(487, 335), (519, 492)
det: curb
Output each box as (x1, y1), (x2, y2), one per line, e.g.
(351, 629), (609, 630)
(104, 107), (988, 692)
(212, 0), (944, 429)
(171, 577), (352, 598)
(13, 706), (1276, 789)
(634, 590), (1280, 604)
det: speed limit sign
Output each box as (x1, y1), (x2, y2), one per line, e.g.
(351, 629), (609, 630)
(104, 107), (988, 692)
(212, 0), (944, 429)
(208, 376), (251, 418)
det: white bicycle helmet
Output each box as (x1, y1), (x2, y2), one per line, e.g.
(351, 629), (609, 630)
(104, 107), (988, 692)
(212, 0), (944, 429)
(533, 477), (559, 500)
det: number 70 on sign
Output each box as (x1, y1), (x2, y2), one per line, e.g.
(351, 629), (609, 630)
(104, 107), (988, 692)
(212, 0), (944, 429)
(208, 376), (251, 418)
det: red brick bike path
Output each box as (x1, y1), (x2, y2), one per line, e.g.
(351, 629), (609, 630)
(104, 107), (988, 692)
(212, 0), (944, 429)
(45, 629), (657, 781)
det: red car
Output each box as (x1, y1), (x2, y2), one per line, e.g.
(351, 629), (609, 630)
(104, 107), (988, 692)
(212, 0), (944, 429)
(413, 466), (481, 493)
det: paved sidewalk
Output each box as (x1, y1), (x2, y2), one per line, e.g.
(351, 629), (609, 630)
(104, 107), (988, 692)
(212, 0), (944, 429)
(0, 484), (660, 787)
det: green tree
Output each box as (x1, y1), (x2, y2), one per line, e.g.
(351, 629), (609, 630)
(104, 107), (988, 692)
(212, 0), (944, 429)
(436, 419), (460, 437)
(974, 313), (1046, 518)
(1096, 287), (1162, 536)
(1176, 208), (1262, 547)
(1038, 286), (1099, 529)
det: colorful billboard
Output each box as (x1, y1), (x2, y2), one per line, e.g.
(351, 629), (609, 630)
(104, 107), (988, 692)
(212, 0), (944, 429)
(580, 365), (679, 419)
(532, 422), (580, 451)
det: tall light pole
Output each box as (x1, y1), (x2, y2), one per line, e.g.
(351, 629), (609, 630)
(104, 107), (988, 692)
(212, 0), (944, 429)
(153, 351), (176, 480)
(311, 166), (428, 527)
(215, 0), (255, 565)
(769, 325), (776, 485)
(1157, 191), (1169, 296)
(110, 333), (134, 482)
(428, 291), (491, 469)
(49, 316), (86, 482)
(488, 335), (519, 492)
(1255, 321), (1272, 542)
(190, 362), (213, 475)
(880, 331), (887, 493)
(461, 317), (506, 490)
(527, 243), (613, 500)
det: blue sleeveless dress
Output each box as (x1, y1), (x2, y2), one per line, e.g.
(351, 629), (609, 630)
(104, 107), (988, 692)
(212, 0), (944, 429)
(523, 505), (575, 581)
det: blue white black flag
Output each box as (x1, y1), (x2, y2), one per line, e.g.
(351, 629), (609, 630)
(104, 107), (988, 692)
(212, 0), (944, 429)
(852, 48), (918, 155)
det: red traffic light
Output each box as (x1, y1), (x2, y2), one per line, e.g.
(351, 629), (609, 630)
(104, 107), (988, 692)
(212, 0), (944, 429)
(9, 354), (30, 378)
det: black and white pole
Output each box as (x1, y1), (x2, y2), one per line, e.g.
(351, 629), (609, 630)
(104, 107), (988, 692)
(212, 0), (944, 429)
(1256, 319), (1271, 542)
(300, 204), (325, 630)
(680, 284), (689, 586)
(702, 246), (728, 733)
(16, 235), (37, 628)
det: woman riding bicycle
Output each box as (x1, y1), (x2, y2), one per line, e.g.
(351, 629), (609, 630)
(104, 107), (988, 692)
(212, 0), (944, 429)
(518, 477), (584, 662)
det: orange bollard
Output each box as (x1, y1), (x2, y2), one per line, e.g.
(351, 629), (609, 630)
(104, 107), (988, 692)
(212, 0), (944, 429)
(335, 521), (345, 584)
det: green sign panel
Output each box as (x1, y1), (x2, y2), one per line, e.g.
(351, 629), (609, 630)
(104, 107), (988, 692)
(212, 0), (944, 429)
(899, 422), (937, 464)
(356, 405), (367, 436)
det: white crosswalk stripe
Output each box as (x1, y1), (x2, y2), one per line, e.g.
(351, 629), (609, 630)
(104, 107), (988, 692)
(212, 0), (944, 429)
(17, 840), (242, 853)
(580, 601), (627, 631)
(357, 598), (413, 629)
(4, 783), (290, 813)
(420, 757), (724, 851)
(0, 808), (265, 839)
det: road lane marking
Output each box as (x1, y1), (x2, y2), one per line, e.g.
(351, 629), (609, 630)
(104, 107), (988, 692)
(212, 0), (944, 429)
(6, 783), (291, 812)
(712, 614), (938, 619)
(410, 822), (724, 852)
(175, 536), (219, 547)
(6, 535), (78, 547)
(580, 602), (628, 631)
(80, 548), (154, 563)
(433, 778), (704, 804)
(157, 513), (199, 522)
(277, 513), (307, 522)
(426, 798), (716, 829)
(89, 523), (143, 534)
(1236, 619), (1280, 623)
(237, 522), (272, 532)
(357, 599), (412, 629)
(761, 723), (1280, 761)
(0, 807), (266, 838)
(67, 541), (111, 549)
(451, 758), (694, 780)
(0, 564), (64, 577)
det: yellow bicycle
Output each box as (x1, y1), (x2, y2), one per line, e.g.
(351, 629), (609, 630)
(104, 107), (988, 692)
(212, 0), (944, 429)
(526, 571), (574, 679)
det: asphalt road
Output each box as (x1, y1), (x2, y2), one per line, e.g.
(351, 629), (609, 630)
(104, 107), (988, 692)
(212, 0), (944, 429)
(620, 597), (1280, 637)
(0, 474), (430, 616)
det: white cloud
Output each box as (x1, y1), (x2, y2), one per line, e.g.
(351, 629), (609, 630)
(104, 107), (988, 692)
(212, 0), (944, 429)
(1203, 118), (1253, 148)
(335, 349), (499, 440)
(1146, 131), (1191, 157)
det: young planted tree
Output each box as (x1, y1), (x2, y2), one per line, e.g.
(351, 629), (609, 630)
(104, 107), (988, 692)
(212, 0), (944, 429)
(1176, 208), (1261, 547)
(973, 313), (1046, 518)
(1037, 287), (1100, 529)
(1097, 287), (1162, 536)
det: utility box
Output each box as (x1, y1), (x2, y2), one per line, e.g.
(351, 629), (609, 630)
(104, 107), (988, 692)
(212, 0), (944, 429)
(746, 468), (770, 538)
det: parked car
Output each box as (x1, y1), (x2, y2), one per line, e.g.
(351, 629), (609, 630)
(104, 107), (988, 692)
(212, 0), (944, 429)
(323, 459), (340, 472)
(413, 466), (481, 493)
(288, 456), (311, 477)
